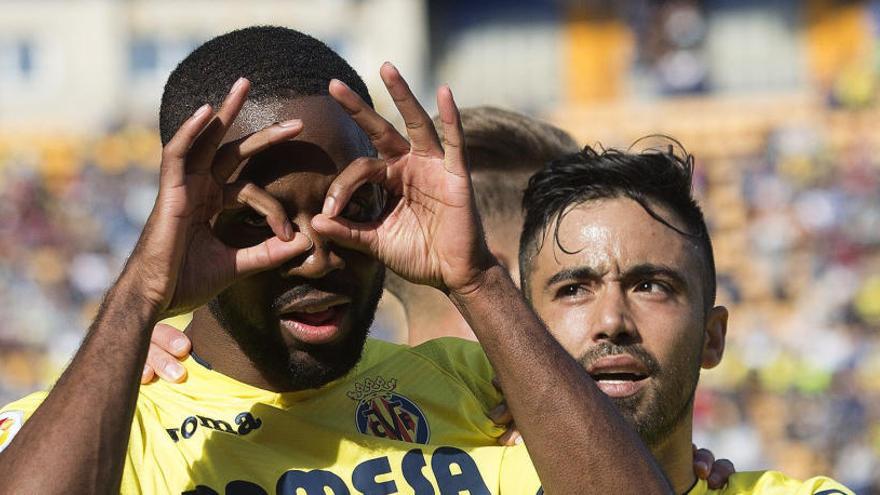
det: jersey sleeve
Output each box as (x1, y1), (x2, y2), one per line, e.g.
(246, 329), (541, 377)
(793, 476), (854, 495)
(713, 471), (856, 495)
(498, 443), (543, 495)
(0, 391), (49, 454)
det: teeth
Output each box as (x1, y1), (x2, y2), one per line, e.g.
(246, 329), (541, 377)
(593, 372), (646, 382)
(302, 304), (332, 314)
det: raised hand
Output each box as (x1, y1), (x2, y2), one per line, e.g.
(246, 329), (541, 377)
(132, 78), (312, 319)
(312, 63), (495, 294)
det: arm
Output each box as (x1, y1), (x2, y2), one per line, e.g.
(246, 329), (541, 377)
(313, 64), (671, 494)
(0, 79), (310, 494)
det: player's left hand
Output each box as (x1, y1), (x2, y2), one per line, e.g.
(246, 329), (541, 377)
(312, 63), (496, 295)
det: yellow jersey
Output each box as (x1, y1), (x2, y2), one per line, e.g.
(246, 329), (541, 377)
(688, 471), (853, 494)
(0, 337), (544, 494)
(0, 336), (854, 494)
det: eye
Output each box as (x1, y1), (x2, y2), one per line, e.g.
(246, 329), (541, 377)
(241, 211), (269, 229)
(634, 280), (672, 294)
(554, 283), (590, 300)
(339, 184), (386, 223)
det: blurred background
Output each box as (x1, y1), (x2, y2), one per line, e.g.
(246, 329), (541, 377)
(0, 0), (878, 491)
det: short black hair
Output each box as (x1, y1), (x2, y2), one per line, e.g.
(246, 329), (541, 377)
(519, 139), (716, 309)
(159, 26), (372, 145)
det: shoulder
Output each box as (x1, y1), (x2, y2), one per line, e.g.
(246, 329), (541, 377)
(717, 471), (854, 495)
(358, 337), (499, 407)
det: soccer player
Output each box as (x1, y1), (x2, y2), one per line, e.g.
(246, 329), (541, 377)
(514, 144), (852, 494)
(144, 107), (739, 488)
(0, 27), (668, 493)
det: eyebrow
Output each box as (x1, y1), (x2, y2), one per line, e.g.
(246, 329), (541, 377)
(545, 266), (602, 288)
(544, 263), (688, 289)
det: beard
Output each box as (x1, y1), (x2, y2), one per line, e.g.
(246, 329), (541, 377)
(208, 269), (385, 391)
(578, 339), (702, 448)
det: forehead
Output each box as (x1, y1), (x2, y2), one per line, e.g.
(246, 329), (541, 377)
(224, 95), (370, 184)
(530, 197), (703, 279)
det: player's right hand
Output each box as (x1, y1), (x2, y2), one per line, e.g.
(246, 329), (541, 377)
(125, 78), (312, 320)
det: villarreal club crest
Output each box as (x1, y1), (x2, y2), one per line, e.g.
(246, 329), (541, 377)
(348, 376), (430, 444)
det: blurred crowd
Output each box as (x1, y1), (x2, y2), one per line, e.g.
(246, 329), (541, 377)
(692, 122), (880, 492)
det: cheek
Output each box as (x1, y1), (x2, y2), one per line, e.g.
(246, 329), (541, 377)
(540, 301), (590, 356)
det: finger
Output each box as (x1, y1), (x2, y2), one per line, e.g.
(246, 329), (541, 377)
(488, 402), (513, 425)
(707, 459), (735, 489)
(212, 119), (304, 184)
(497, 424), (522, 447)
(311, 213), (380, 255)
(188, 77), (252, 173)
(146, 343), (187, 383)
(322, 157), (388, 217)
(328, 78), (410, 160)
(224, 181), (294, 241)
(436, 84), (468, 178)
(492, 376), (503, 391)
(150, 323), (192, 358)
(141, 364), (155, 385)
(233, 232), (313, 277)
(693, 447), (714, 480)
(160, 103), (214, 187)
(379, 62), (442, 157)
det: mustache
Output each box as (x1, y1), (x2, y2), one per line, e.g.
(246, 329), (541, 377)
(577, 342), (661, 376)
(270, 280), (355, 312)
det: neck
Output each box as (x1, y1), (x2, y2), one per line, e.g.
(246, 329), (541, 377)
(186, 307), (291, 392)
(650, 408), (697, 494)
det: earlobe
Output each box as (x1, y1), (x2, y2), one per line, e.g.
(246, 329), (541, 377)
(701, 306), (728, 369)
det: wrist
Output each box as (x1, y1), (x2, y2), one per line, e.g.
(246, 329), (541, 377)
(447, 261), (510, 303)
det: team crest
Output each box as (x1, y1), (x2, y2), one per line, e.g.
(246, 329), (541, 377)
(348, 376), (430, 444)
(0, 411), (23, 454)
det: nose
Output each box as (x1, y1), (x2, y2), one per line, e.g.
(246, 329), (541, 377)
(588, 286), (639, 345)
(280, 215), (346, 279)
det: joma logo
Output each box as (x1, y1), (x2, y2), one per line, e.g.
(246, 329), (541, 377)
(166, 412), (262, 442)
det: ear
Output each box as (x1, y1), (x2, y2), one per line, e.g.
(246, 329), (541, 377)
(701, 306), (728, 369)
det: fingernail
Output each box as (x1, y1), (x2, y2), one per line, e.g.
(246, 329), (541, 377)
(164, 362), (184, 381)
(383, 61), (394, 68)
(695, 461), (708, 475)
(513, 434), (523, 445)
(284, 221), (294, 241)
(322, 196), (336, 216)
(230, 77), (247, 94)
(142, 364), (151, 378)
(193, 103), (211, 118)
(278, 119), (301, 128)
(488, 404), (505, 419)
(332, 78), (349, 89)
(172, 338), (189, 354)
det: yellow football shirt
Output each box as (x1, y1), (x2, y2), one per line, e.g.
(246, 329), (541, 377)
(0, 337), (544, 494)
(687, 471), (853, 494)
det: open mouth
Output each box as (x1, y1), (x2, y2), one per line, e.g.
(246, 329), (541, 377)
(277, 296), (351, 345)
(587, 355), (651, 398)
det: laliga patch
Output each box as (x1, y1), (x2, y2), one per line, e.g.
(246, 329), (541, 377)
(348, 376), (430, 444)
(0, 411), (24, 453)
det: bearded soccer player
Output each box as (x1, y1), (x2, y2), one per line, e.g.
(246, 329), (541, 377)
(0, 27), (669, 494)
(144, 107), (740, 488)
(513, 144), (853, 494)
